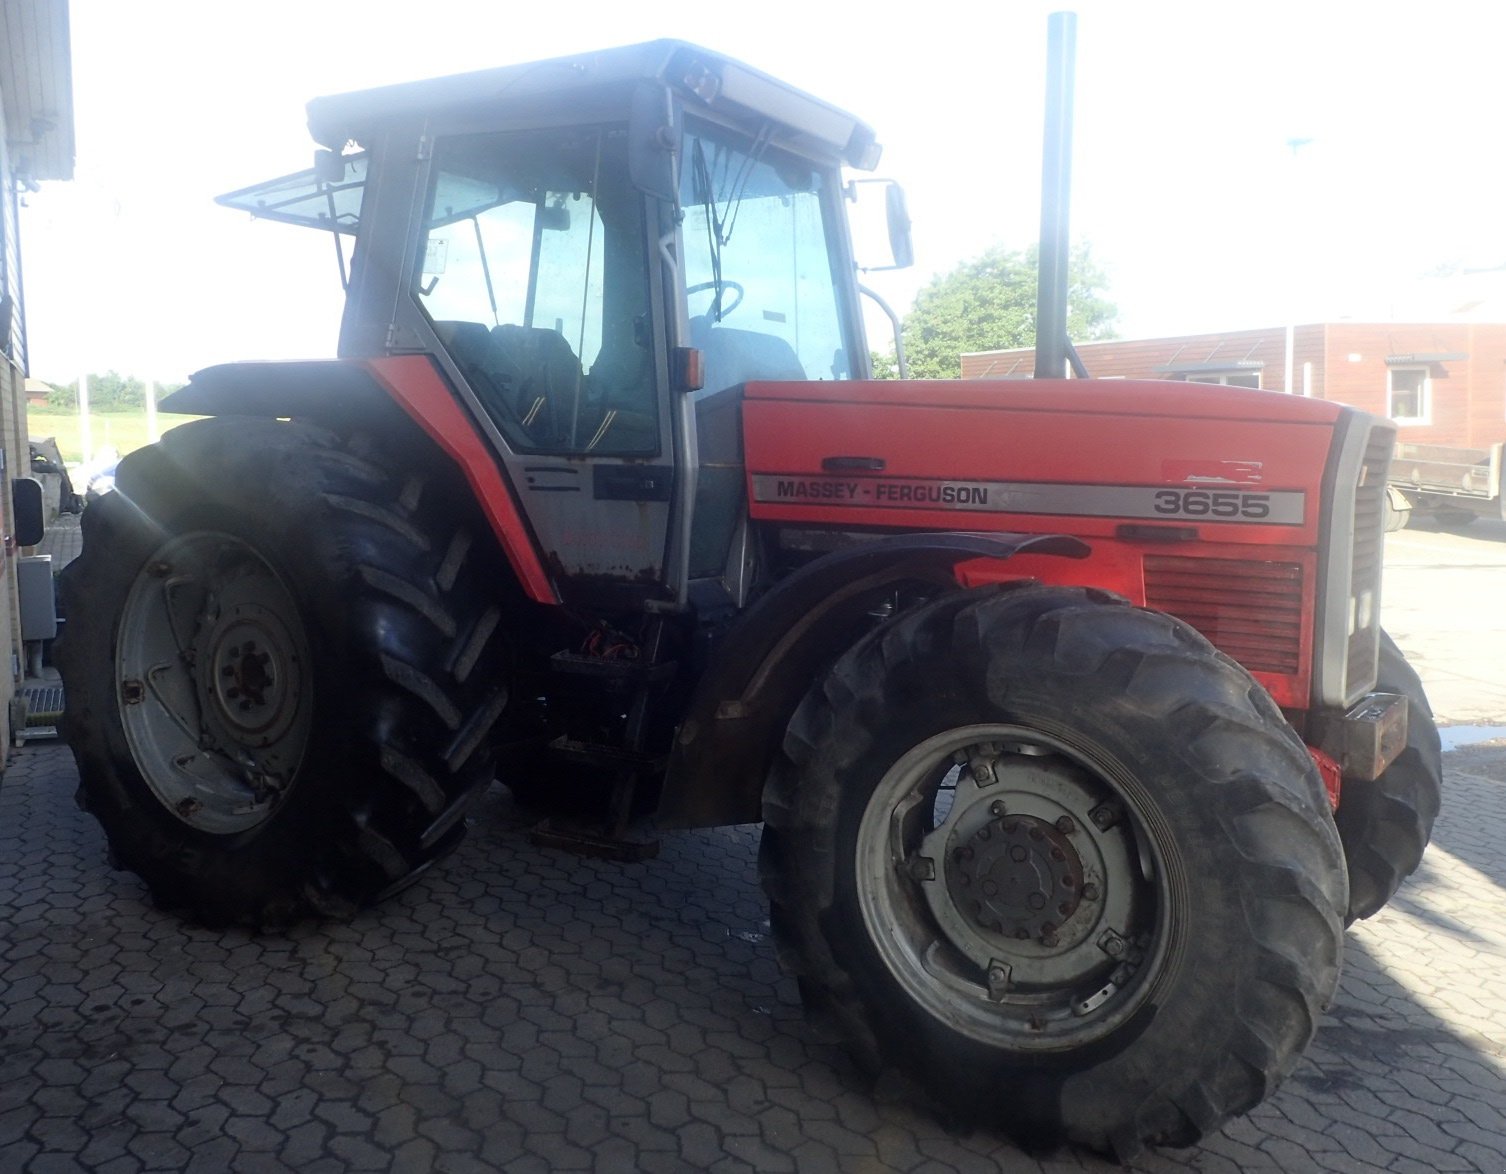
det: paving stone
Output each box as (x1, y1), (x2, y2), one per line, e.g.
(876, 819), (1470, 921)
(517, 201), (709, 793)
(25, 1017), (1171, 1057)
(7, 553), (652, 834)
(5, 720), (1506, 1173)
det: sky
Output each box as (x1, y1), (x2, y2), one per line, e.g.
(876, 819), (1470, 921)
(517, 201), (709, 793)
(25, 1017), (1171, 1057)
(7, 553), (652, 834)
(17, 0), (1506, 385)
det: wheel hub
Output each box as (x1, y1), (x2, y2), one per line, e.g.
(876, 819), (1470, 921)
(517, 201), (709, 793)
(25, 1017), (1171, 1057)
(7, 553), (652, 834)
(858, 725), (1164, 1050)
(949, 814), (1084, 943)
(205, 610), (299, 741)
(116, 531), (313, 836)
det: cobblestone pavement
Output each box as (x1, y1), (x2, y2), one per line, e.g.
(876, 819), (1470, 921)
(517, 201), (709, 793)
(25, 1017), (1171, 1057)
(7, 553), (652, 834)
(2, 735), (1504, 1173)
(3, 521), (1504, 1172)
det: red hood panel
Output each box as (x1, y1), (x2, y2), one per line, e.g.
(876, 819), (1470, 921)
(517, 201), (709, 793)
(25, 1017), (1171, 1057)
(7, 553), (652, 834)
(741, 378), (1343, 541)
(744, 378), (1347, 424)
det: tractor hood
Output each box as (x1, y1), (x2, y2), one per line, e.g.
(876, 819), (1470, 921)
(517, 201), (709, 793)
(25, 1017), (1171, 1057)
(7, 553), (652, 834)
(740, 378), (1355, 543)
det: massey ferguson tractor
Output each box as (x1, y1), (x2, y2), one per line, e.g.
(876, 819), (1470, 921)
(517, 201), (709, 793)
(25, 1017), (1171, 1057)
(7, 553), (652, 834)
(57, 31), (1441, 1158)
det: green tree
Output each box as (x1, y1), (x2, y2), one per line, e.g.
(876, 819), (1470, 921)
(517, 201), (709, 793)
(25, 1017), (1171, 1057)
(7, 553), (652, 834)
(897, 243), (1117, 380)
(42, 372), (182, 411)
(869, 349), (900, 381)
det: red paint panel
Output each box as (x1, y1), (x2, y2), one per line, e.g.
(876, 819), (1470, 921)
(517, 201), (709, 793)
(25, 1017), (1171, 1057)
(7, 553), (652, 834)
(1309, 746), (1343, 810)
(362, 356), (559, 605)
(955, 541), (1316, 709)
(742, 393), (1333, 542)
(745, 378), (1347, 424)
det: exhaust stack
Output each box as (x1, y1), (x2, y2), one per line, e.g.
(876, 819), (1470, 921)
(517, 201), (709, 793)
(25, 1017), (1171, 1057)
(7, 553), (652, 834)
(1034, 11), (1082, 379)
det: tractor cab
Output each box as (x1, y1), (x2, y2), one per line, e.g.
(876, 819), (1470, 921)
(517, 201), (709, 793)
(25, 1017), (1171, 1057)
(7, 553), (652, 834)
(218, 41), (903, 609)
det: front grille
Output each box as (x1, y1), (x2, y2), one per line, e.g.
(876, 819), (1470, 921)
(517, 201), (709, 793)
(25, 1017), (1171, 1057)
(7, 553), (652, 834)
(1346, 428), (1392, 691)
(1144, 556), (1304, 675)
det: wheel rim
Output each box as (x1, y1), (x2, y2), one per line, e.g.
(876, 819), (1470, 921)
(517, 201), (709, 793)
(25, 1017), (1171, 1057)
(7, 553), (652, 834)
(116, 531), (313, 835)
(855, 724), (1177, 1051)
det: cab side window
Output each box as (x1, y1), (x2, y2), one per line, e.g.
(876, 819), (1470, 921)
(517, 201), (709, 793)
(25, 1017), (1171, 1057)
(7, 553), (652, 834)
(418, 126), (658, 455)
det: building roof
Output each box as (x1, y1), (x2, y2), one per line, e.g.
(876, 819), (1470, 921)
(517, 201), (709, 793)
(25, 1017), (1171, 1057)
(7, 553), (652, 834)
(1, 0), (74, 182)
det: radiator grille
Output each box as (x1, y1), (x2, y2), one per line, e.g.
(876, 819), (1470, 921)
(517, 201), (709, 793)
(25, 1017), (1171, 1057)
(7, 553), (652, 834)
(1144, 557), (1304, 675)
(1346, 428), (1392, 691)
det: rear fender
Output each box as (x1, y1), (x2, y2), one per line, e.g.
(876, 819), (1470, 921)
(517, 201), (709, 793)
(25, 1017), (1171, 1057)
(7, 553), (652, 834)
(162, 357), (558, 604)
(657, 531), (1089, 828)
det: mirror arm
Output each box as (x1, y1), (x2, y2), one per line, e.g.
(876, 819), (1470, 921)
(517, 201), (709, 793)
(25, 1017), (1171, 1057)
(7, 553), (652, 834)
(858, 284), (908, 379)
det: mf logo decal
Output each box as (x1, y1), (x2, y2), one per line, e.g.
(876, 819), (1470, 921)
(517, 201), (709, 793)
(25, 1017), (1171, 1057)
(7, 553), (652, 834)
(750, 474), (1306, 525)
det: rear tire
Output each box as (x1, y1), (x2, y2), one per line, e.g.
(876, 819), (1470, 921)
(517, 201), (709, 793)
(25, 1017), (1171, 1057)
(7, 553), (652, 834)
(1335, 631), (1442, 921)
(1383, 488), (1412, 533)
(760, 585), (1345, 1158)
(57, 416), (510, 926)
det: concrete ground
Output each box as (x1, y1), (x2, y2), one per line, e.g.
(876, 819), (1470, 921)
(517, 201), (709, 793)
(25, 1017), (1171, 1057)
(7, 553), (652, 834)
(2, 519), (1504, 1172)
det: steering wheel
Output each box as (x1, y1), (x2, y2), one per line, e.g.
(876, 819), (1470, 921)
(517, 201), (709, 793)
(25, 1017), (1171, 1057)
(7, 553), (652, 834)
(686, 280), (745, 319)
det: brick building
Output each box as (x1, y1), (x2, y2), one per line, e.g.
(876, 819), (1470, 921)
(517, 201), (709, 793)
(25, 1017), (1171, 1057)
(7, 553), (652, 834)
(962, 322), (1506, 450)
(2, 0), (74, 748)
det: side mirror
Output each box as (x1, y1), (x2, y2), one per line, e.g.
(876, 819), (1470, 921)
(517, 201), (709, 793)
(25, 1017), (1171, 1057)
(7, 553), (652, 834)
(847, 179), (914, 272)
(12, 477), (44, 548)
(538, 205), (572, 232)
(313, 149), (347, 185)
(885, 183), (914, 269)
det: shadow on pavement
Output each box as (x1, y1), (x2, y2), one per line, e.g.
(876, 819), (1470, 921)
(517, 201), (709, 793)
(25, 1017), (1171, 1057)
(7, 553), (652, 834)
(4, 742), (1505, 1172)
(1403, 515), (1506, 544)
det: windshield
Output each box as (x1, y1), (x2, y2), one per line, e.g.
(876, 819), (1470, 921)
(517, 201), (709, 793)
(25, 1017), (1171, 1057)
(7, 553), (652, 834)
(416, 125), (658, 455)
(681, 120), (854, 392)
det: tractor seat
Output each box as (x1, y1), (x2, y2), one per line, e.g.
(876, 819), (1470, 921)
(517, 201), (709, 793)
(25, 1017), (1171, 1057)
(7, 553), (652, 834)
(431, 320), (582, 445)
(690, 317), (807, 393)
(486, 324), (582, 440)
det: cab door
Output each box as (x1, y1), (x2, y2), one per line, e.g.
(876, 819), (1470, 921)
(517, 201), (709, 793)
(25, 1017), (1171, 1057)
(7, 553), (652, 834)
(375, 120), (678, 604)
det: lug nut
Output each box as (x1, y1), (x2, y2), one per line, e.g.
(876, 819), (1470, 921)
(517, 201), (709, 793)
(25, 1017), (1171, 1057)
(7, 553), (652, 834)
(1056, 816), (1076, 834)
(990, 800), (1007, 816)
(1082, 883), (1100, 901)
(1041, 932), (1060, 948)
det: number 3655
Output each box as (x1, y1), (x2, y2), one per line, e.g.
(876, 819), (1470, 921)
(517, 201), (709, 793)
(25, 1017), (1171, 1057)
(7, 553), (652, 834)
(1153, 490), (1271, 519)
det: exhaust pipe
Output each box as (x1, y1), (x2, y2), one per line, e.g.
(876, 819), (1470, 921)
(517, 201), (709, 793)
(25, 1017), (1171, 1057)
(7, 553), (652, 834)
(1034, 11), (1086, 379)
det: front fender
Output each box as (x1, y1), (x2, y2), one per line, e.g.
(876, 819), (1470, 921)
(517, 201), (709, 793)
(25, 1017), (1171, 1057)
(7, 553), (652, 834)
(657, 531), (1088, 828)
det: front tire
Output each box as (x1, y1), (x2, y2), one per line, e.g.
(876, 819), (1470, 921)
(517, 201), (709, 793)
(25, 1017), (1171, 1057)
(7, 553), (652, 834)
(57, 416), (510, 926)
(1334, 632), (1442, 921)
(761, 586), (1346, 1157)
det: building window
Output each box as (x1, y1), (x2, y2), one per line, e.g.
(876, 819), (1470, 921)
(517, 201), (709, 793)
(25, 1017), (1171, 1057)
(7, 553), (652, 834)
(1388, 367), (1430, 423)
(1181, 371), (1262, 389)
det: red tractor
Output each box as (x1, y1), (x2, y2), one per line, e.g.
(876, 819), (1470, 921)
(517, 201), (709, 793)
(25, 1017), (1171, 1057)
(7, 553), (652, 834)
(57, 35), (1440, 1157)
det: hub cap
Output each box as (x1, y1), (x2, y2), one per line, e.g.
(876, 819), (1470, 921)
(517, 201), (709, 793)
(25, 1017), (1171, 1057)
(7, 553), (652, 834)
(856, 725), (1171, 1050)
(116, 531), (313, 835)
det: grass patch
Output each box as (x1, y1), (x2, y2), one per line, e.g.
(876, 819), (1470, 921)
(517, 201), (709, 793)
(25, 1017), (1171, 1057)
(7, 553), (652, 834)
(27, 408), (200, 469)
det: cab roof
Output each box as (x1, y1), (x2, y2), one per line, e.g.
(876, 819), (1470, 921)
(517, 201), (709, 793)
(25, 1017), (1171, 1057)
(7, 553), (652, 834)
(305, 39), (880, 170)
